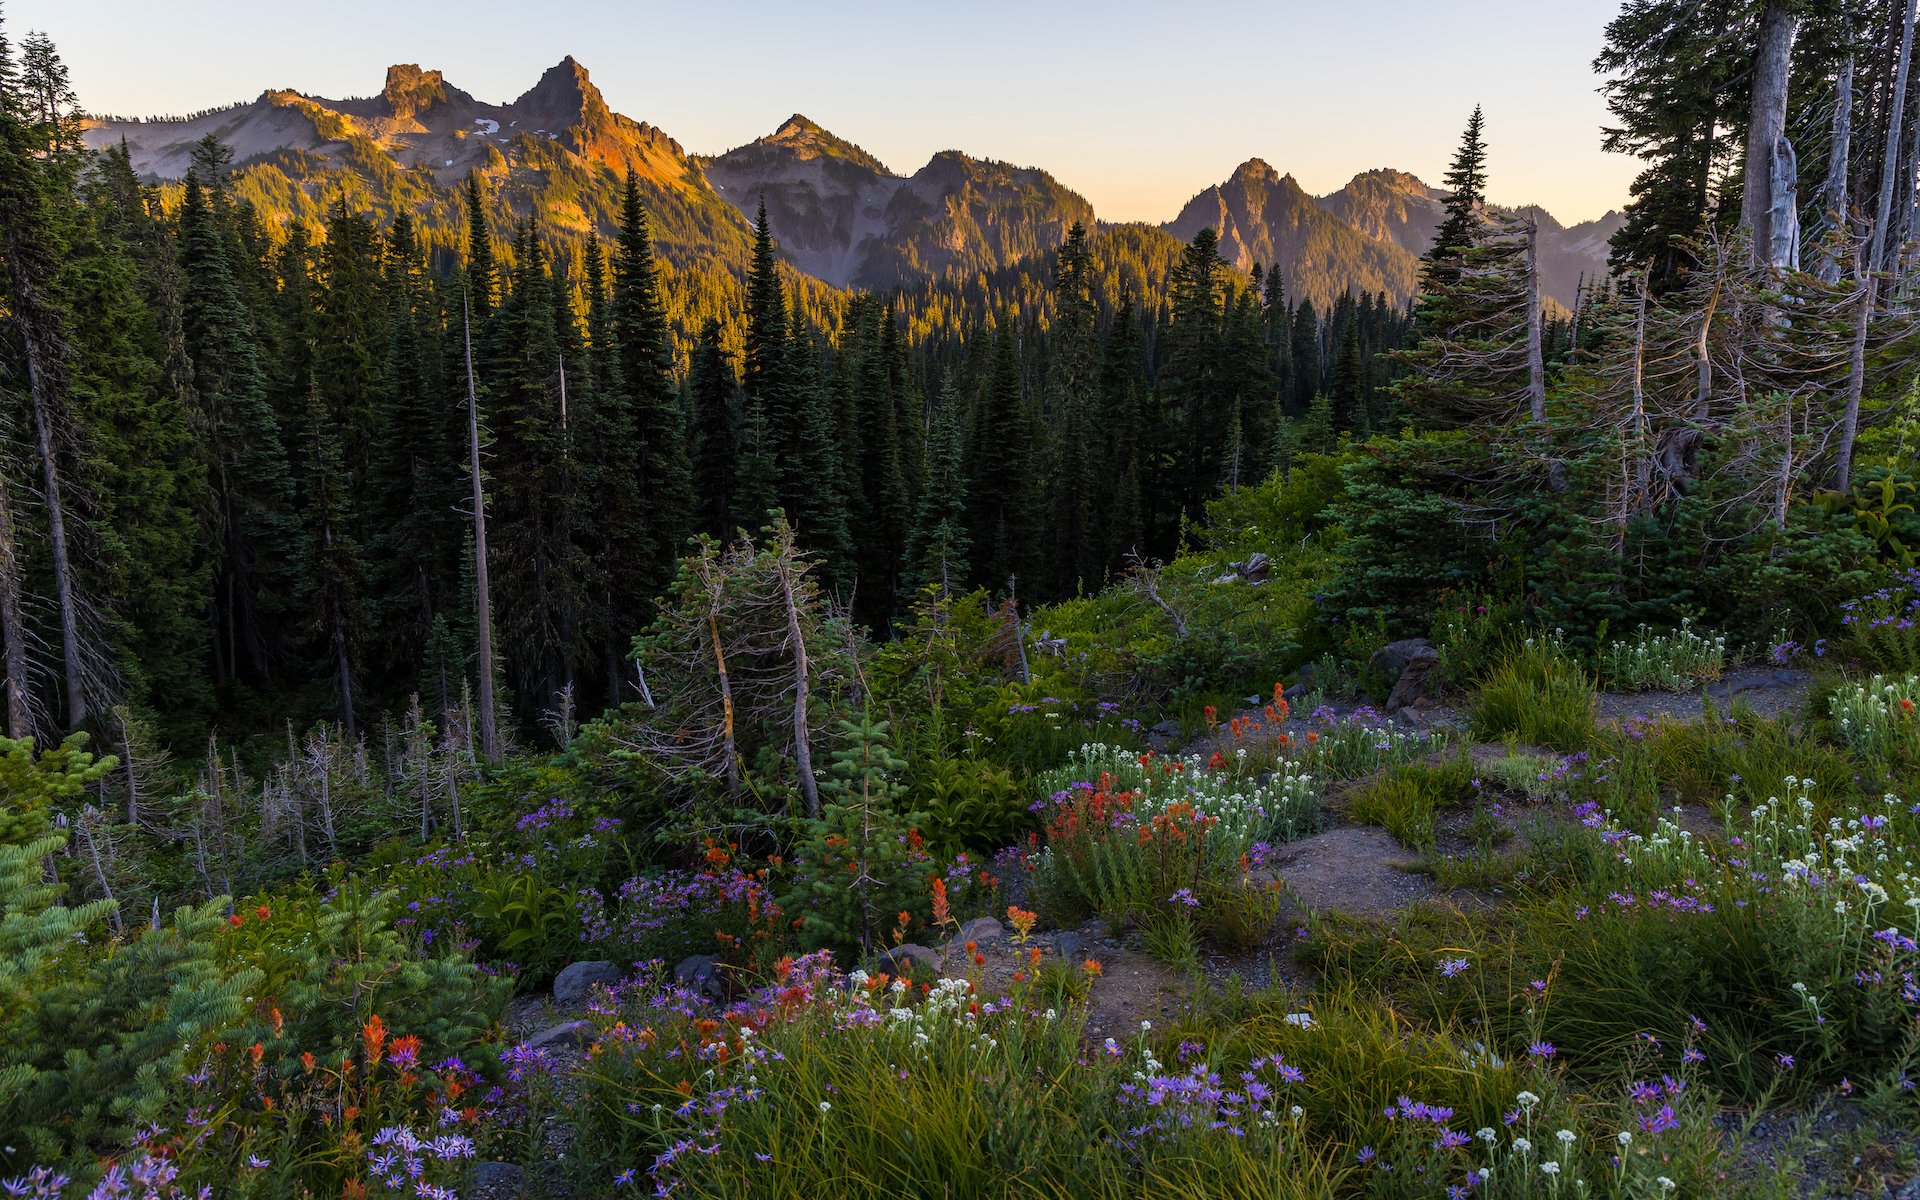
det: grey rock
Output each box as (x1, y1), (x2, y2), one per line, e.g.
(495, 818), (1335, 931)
(1146, 718), (1183, 751)
(954, 916), (1006, 947)
(1385, 646), (1443, 715)
(1229, 552), (1270, 584)
(525, 1019), (594, 1051)
(552, 959), (622, 1006)
(471, 1161), (525, 1197)
(1284, 663), (1316, 701)
(1369, 638), (1435, 680)
(1051, 931), (1085, 961)
(674, 954), (724, 999)
(878, 943), (942, 976)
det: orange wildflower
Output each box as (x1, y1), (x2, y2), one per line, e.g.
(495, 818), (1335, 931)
(930, 877), (952, 930)
(361, 1014), (387, 1067)
(1083, 959), (1103, 976)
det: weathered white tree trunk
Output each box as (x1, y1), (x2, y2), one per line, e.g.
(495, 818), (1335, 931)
(1822, 54), (1857, 284)
(1874, 0), (1919, 272)
(0, 457), (30, 738)
(1743, 1), (1801, 268)
(1834, 269), (1877, 494)
(464, 299), (500, 765)
(1525, 217), (1546, 422)
(776, 547), (819, 819)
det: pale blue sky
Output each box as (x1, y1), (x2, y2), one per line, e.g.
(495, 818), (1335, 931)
(27, 0), (1637, 224)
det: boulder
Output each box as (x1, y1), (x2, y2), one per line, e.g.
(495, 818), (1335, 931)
(525, 1020), (594, 1051)
(552, 960), (622, 1006)
(674, 954), (724, 999)
(878, 943), (942, 977)
(1384, 645), (1443, 716)
(1051, 931), (1085, 962)
(1146, 719), (1183, 751)
(1283, 663), (1316, 702)
(953, 916), (1006, 947)
(1369, 638), (1434, 680)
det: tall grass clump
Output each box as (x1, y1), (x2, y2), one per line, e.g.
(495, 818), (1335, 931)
(1470, 635), (1597, 752)
(1597, 618), (1727, 691)
(1346, 752), (1478, 851)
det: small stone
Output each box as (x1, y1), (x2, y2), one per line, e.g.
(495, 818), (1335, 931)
(674, 954), (724, 999)
(552, 960), (622, 1006)
(471, 1161), (525, 1197)
(878, 943), (941, 976)
(953, 916), (1005, 947)
(525, 1020), (593, 1051)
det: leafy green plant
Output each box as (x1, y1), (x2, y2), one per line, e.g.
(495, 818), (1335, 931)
(1827, 674), (1920, 768)
(915, 756), (1028, 856)
(1597, 618), (1728, 691)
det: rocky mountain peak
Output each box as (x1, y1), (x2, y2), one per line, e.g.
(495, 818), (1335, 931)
(513, 56), (610, 132)
(761, 113), (890, 173)
(380, 64), (449, 120)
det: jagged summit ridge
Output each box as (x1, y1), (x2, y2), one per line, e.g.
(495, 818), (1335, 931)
(79, 57), (1617, 305)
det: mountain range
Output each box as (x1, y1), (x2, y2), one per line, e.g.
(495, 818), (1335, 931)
(83, 58), (1621, 311)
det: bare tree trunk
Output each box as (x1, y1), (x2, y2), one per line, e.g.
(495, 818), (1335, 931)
(1775, 389), (1794, 527)
(21, 346), (85, 728)
(1006, 577), (1031, 686)
(707, 607), (739, 796)
(0, 457), (31, 738)
(120, 708), (141, 825)
(1835, 270), (1877, 494)
(1874, 0), (1918, 272)
(775, 547), (819, 819)
(76, 810), (121, 933)
(1525, 217), (1546, 422)
(1819, 53), (1856, 283)
(1743, 0), (1801, 268)
(464, 299), (501, 765)
(633, 660), (656, 708)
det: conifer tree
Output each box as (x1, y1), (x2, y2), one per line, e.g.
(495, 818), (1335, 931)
(1289, 298), (1321, 412)
(610, 172), (693, 600)
(848, 296), (908, 629)
(1160, 228), (1228, 526)
(905, 376), (970, 597)
(965, 317), (1036, 590)
(178, 159), (301, 686)
(1427, 106), (1489, 289)
(463, 173), (497, 318)
(685, 317), (737, 541)
(1044, 222), (1102, 594)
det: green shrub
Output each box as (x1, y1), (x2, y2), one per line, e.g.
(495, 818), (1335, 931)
(1471, 636), (1597, 752)
(1431, 592), (1526, 686)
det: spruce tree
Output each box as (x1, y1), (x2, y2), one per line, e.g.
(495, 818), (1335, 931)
(1160, 228), (1227, 524)
(965, 317), (1036, 590)
(905, 376), (971, 597)
(685, 317), (737, 542)
(1044, 221), (1101, 594)
(178, 162), (301, 685)
(1427, 105), (1490, 288)
(610, 172), (693, 599)
(463, 173), (497, 318)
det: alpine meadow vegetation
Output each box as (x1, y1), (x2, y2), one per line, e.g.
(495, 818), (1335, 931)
(7, 2), (1920, 1197)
